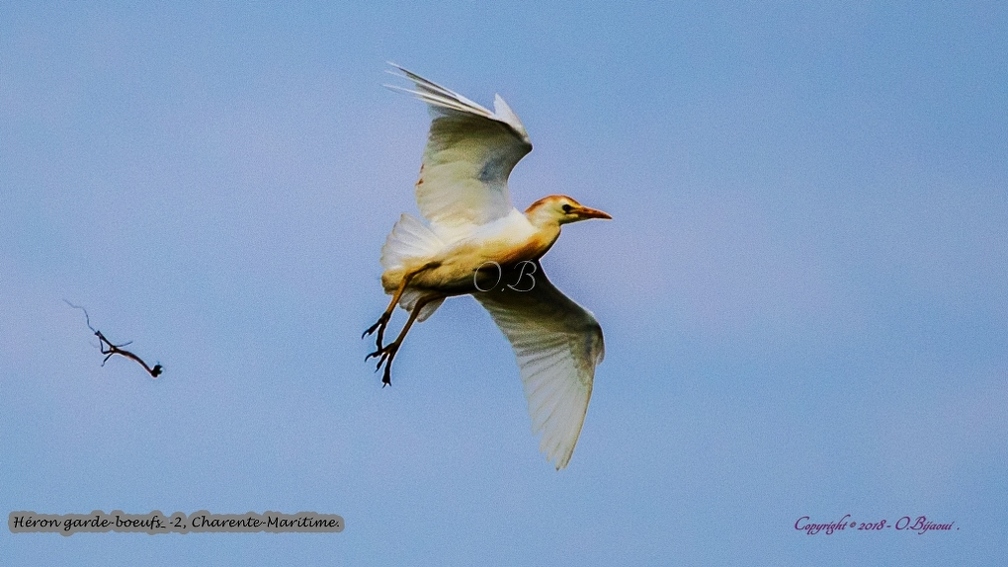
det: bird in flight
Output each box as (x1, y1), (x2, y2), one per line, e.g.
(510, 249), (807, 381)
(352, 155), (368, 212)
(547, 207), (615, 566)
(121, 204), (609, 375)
(364, 64), (610, 469)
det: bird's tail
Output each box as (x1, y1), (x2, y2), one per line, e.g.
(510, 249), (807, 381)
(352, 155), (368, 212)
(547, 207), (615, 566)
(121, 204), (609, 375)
(380, 214), (443, 272)
(380, 214), (446, 322)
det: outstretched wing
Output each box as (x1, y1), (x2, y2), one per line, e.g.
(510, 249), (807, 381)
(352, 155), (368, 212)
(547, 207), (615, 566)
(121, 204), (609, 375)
(474, 263), (605, 470)
(386, 64), (532, 233)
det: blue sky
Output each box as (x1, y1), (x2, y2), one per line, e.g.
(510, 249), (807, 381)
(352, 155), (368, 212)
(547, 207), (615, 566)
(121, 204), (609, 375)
(2, 2), (1006, 564)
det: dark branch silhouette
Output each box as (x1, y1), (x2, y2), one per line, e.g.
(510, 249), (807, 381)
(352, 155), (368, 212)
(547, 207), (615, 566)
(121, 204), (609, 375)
(64, 300), (163, 378)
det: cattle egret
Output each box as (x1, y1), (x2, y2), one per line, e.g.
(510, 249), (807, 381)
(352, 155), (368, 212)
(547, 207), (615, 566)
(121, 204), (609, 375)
(365, 64), (610, 469)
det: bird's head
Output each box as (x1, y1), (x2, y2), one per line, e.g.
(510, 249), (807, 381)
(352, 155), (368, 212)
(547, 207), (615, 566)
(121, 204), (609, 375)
(525, 195), (612, 228)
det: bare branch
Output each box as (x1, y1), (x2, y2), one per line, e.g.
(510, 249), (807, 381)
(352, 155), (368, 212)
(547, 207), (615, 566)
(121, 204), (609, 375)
(65, 300), (163, 378)
(63, 300), (96, 333)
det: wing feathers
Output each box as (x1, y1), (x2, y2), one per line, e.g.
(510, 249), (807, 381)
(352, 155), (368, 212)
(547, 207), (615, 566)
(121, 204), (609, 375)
(475, 265), (604, 470)
(387, 64), (532, 230)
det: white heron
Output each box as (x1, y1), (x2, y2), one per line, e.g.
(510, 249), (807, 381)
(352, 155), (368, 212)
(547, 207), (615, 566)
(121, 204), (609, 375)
(365, 64), (610, 469)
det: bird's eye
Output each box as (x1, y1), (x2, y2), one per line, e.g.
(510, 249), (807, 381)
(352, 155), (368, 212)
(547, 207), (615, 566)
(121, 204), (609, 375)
(561, 204), (573, 214)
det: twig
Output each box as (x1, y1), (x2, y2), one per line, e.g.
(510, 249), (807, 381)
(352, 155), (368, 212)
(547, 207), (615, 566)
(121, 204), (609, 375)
(64, 300), (163, 378)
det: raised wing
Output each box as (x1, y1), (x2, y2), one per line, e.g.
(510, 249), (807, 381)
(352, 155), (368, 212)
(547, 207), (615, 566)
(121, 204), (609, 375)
(386, 64), (532, 232)
(474, 263), (605, 470)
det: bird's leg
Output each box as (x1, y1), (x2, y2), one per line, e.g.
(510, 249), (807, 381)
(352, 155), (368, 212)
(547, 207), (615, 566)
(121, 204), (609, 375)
(362, 272), (417, 350)
(363, 261), (440, 350)
(367, 295), (441, 387)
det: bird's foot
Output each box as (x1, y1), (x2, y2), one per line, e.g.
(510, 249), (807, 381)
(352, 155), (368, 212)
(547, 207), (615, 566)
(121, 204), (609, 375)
(362, 312), (391, 351)
(366, 342), (399, 387)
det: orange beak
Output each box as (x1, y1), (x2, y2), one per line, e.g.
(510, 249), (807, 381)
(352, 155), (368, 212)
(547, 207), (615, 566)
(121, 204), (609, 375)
(573, 205), (612, 220)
